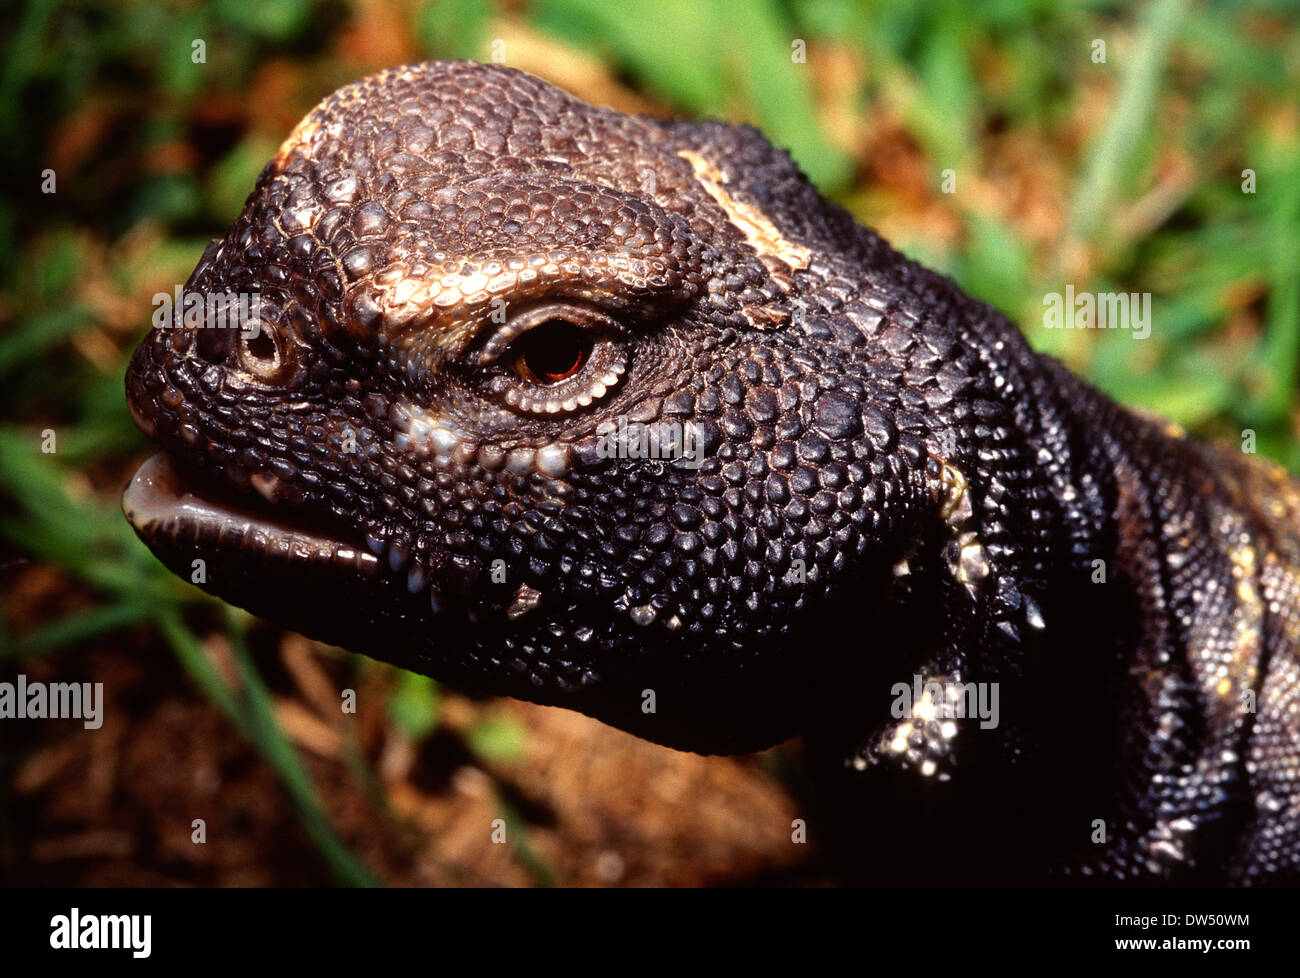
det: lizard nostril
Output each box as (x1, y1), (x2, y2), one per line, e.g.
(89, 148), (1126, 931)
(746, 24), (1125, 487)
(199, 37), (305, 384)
(237, 322), (289, 381)
(244, 329), (277, 363)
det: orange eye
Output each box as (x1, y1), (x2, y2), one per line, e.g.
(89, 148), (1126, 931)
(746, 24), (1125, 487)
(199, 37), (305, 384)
(477, 301), (628, 415)
(512, 319), (592, 384)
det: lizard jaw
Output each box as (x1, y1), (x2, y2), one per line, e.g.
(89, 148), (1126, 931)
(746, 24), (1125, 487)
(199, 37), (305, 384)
(122, 451), (379, 577)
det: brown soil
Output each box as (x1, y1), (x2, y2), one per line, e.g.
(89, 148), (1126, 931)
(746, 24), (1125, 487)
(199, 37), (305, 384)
(2, 615), (821, 887)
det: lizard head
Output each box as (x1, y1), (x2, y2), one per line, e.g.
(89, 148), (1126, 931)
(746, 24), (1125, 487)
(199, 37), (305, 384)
(125, 60), (1037, 754)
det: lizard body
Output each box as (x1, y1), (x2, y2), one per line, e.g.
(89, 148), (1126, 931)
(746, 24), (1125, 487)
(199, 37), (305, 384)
(122, 61), (1300, 883)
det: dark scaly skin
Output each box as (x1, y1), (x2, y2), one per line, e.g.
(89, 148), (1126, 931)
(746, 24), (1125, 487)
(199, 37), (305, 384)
(122, 61), (1300, 884)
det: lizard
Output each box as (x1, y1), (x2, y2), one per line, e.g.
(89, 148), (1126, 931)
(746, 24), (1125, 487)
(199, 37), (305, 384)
(121, 60), (1300, 885)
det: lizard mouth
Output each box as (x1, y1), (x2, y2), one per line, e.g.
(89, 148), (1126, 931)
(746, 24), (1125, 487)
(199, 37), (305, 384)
(122, 451), (379, 577)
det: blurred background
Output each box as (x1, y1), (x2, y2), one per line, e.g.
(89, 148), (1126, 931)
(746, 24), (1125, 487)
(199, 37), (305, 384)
(1, 0), (1297, 886)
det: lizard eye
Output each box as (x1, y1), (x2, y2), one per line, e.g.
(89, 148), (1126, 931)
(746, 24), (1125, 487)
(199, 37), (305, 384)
(512, 319), (590, 384)
(476, 302), (628, 415)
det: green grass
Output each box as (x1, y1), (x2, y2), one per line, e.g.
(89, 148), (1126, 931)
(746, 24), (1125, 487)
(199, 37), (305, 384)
(1, 0), (1297, 885)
